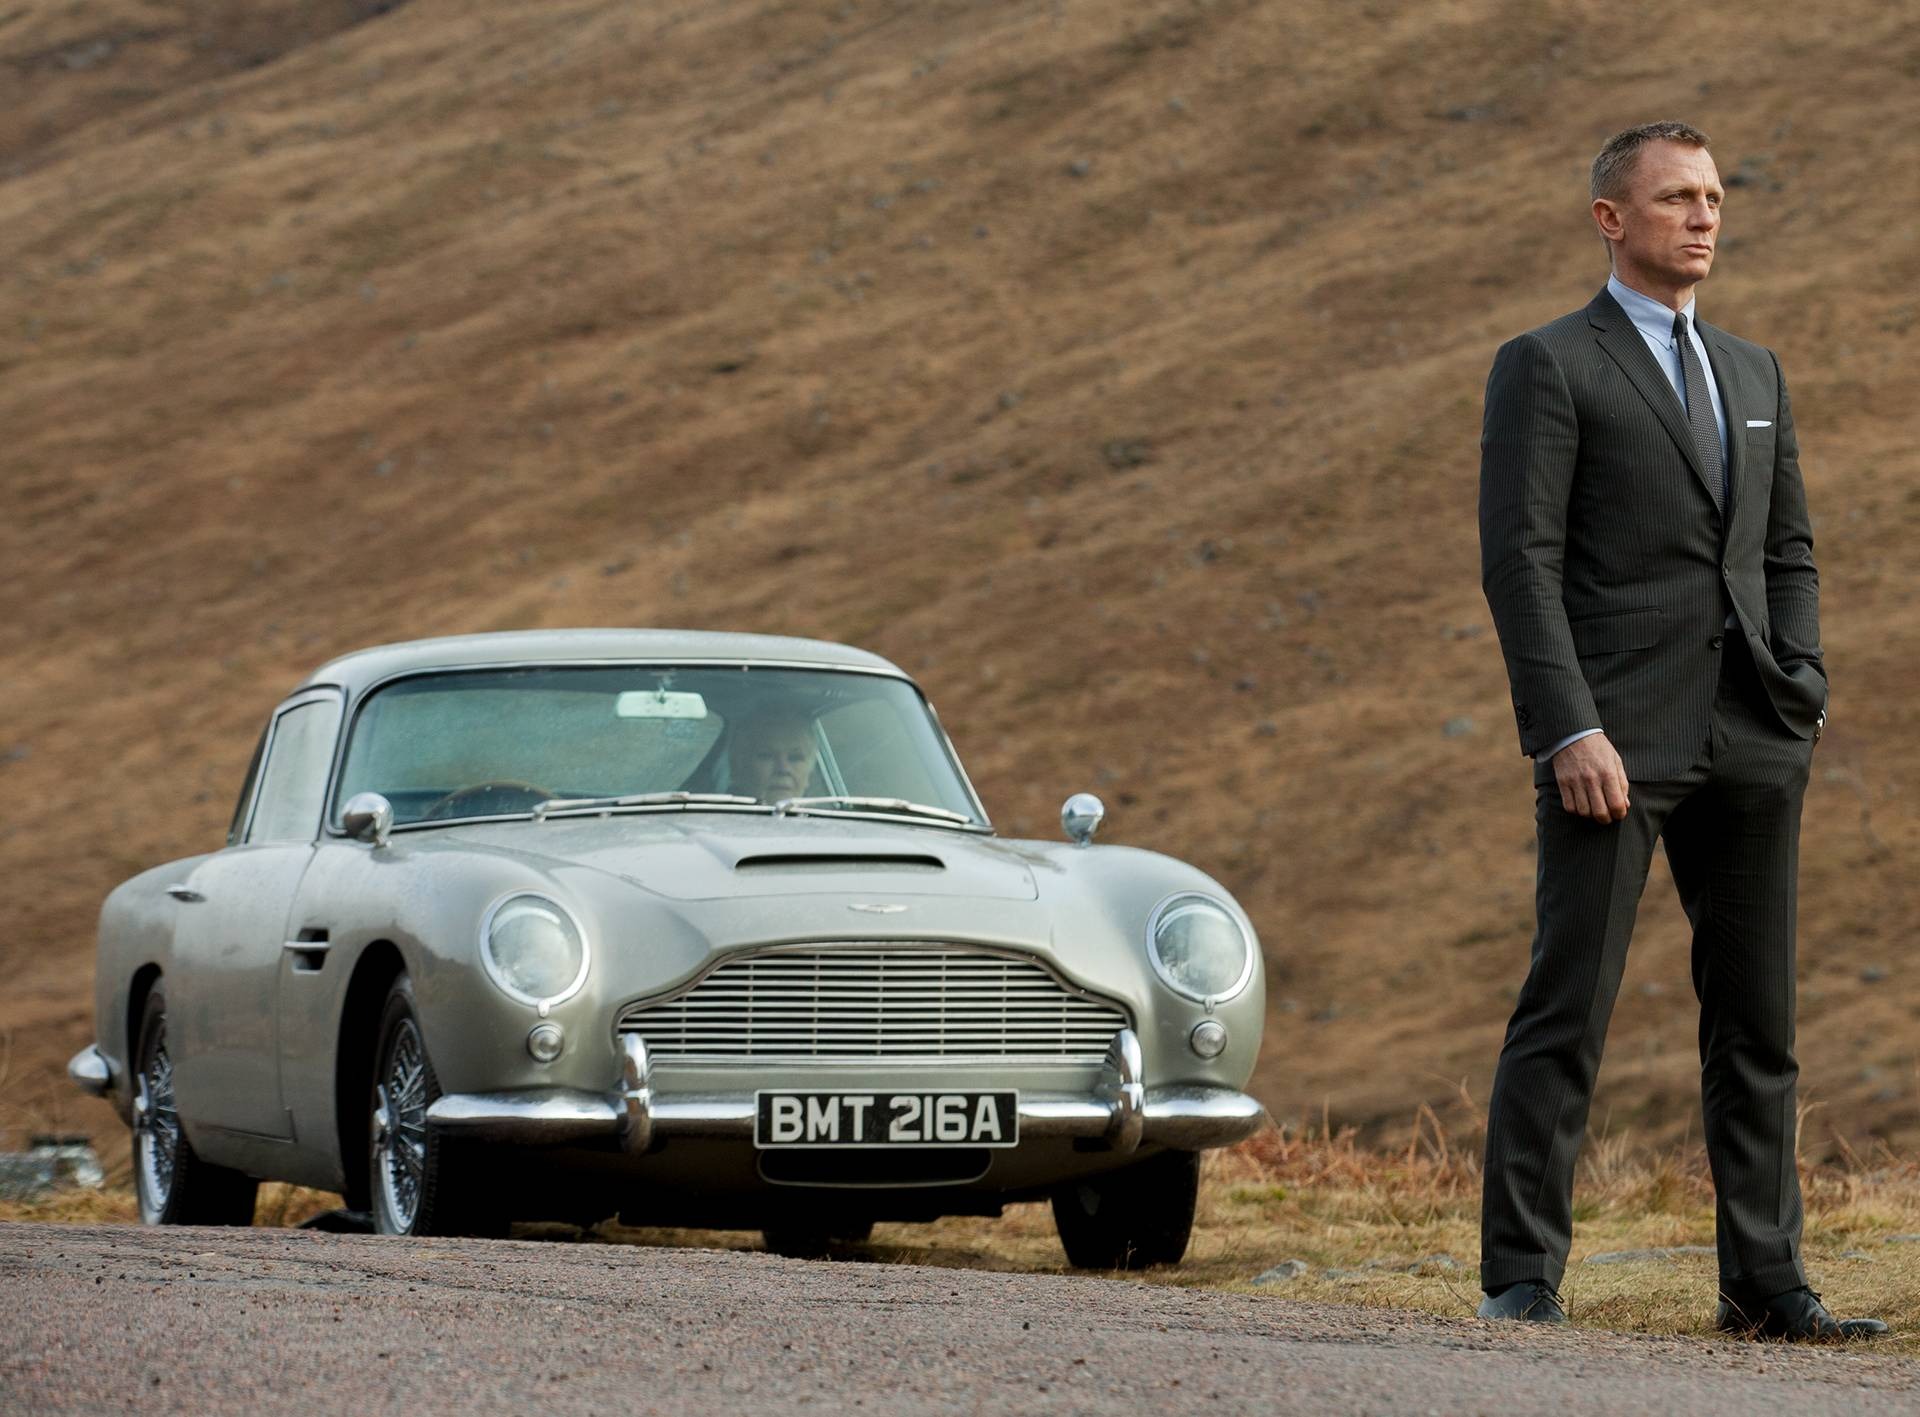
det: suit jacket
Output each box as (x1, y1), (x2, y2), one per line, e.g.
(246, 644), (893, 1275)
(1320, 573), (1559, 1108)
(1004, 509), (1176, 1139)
(1479, 287), (1825, 782)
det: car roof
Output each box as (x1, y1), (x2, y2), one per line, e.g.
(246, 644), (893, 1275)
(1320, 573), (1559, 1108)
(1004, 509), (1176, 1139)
(294, 629), (907, 700)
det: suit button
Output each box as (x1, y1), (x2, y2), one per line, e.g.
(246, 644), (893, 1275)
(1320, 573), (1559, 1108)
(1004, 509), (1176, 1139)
(1710, 634), (1725, 650)
(1722, 564), (1731, 577)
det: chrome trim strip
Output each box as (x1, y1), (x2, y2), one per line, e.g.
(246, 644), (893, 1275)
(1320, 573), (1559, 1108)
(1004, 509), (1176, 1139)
(67, 1045), (113, 1098)
(1135, 1085), (1270, 1149)
(651, 1054), (1107, 1071)
(618, 1035), (652, 1155)
(1097, 1028), (1145, 1154)
(425, 1090), (621, 1145)
(651, 1095), (758, 1139)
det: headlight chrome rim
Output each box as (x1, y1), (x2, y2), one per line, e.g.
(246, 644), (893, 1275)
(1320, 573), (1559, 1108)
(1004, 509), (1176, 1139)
(479, 891), (592, 1011)
(1146, 891), (1256, 1005)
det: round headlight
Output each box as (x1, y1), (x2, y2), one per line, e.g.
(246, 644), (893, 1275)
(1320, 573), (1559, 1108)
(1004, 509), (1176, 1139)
(1148, 894), (1254, 1003)
(481, 893), (590, 1008)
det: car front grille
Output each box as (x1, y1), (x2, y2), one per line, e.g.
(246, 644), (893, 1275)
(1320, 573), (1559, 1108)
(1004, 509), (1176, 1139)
(616, 944), (1130, 1061)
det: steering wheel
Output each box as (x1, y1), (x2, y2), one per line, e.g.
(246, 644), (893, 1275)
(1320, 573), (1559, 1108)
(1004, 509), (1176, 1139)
(422, 780), (555, 820)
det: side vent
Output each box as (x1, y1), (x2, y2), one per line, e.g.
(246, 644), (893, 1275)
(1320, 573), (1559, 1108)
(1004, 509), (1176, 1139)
(284, 928), (332, 974)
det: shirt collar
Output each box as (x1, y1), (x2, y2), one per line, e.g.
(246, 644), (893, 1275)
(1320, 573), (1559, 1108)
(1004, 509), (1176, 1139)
(1608, 273), (1698, 347)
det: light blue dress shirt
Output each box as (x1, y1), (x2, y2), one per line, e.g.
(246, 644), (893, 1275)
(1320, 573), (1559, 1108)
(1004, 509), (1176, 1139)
(1604, 273), (1728, 461)
(1540, 276), (1729, 762)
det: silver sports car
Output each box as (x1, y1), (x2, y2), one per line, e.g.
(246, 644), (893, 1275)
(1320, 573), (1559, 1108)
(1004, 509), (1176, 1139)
(70, 630), (1267, 1266)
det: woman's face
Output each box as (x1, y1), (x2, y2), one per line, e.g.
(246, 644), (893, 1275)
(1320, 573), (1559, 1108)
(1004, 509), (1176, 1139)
(729, 719), (816, 802)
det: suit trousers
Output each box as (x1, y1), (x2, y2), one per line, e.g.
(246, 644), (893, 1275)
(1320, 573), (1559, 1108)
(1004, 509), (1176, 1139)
(1480, 638), (1815, 1298)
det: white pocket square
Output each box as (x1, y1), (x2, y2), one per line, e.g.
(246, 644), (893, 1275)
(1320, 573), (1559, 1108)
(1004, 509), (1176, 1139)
(1746, 419), (1772, 428)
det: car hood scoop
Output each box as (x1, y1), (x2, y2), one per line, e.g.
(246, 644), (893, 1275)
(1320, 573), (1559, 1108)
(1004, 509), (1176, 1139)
(450, 815), (1038, 901)
(732, 851), (946, 874)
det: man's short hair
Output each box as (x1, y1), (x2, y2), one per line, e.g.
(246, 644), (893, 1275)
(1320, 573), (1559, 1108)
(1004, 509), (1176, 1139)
(1590, 121), (1711, 203)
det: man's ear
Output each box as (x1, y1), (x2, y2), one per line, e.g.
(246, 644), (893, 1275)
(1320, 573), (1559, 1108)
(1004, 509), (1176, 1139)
(1591, 196), (1625, 245)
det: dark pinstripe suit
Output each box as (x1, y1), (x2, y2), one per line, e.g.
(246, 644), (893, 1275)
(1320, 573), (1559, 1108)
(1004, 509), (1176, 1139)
(1477, 287), (1825, 1298)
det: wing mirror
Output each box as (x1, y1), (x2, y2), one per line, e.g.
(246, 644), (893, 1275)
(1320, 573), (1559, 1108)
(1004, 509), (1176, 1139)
(1060, 793), (1104, 848)
(342, 792), (394, 848)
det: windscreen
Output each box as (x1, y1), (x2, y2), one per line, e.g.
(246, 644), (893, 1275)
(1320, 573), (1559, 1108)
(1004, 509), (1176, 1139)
(332, 665), (981, 827)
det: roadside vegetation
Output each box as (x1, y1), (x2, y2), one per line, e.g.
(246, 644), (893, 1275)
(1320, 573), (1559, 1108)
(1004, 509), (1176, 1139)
(10, 1106), (1916, 1355)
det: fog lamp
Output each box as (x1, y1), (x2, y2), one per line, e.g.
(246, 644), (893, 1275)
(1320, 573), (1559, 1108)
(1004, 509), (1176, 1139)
(1189, 1019), (1229, 1059)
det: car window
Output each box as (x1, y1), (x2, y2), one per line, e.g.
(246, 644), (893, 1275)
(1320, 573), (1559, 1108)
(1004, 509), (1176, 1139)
(337, 672), (727, 819)
(333, 666), (982, 828)
(225, 726), (268, 846)
(816, 696), (956, 807)
(247, 698), (343, 844)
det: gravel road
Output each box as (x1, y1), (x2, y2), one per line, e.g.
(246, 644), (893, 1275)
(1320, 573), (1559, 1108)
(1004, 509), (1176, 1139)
(3, 1223), (1914, 1414)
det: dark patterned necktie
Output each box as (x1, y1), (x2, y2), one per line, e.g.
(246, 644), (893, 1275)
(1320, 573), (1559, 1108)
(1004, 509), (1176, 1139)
(1674, 310), (1725, 512)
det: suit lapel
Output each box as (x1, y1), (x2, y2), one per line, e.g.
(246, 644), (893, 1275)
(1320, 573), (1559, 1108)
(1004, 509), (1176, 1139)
(1587, 291), (1719, 508)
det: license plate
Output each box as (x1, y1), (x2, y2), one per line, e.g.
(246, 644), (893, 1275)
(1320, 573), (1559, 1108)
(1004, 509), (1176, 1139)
(753, 1090), (1019, 1149)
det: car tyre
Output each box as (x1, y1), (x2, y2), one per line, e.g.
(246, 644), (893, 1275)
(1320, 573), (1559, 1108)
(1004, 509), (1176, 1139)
(132, 984), (259, 1226)
(1051, 1148), (1199, 1270)
(369, 974), (505, 1238)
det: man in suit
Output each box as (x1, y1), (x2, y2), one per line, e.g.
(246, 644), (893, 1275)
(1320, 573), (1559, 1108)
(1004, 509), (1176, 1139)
(1475, 121), (1885, 1340)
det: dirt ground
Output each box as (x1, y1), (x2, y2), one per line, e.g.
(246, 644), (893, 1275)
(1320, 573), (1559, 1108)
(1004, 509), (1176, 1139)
(12, 1132), (1920, 1357)
(6, 1223), (1918, 1415)
(4, 0), (1918, 1169)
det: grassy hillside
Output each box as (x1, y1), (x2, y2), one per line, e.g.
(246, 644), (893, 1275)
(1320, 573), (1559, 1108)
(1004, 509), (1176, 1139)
(4, 0), (1918, 1164)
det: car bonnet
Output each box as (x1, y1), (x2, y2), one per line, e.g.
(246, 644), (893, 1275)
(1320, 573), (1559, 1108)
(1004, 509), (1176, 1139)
(434, 812), (1040, 901)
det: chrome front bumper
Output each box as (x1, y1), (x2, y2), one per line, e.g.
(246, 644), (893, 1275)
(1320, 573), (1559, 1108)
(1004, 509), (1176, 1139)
(425, 1029), (1269, 1156)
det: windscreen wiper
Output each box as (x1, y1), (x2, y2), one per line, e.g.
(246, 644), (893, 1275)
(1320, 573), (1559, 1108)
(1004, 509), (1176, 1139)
(770, 795), (977, 826)
(533, 791), (760, 822)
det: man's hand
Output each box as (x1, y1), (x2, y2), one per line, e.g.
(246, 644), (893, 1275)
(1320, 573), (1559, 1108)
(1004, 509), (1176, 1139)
(1551, 732), (1631, 823)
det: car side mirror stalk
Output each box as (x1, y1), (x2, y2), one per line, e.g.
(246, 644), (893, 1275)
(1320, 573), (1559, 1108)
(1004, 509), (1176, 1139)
(1061, 793), (1104, 847)
(342, 792), (394, 848)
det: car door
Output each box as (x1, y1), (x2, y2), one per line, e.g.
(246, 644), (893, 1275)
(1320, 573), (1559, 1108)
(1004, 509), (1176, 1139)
(169, 689), (343, 1142)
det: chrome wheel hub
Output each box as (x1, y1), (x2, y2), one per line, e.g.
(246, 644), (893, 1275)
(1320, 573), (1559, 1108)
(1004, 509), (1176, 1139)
(134, 1021), (180, 1221)
(374, 1019), (430, 1232)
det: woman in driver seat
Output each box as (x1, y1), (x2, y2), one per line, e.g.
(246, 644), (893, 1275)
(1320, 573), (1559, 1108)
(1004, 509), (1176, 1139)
(726, 711), (819, 803)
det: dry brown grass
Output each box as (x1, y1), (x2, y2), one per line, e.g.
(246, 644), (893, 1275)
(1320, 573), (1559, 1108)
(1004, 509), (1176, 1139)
(14, 1111), (1917, 1354)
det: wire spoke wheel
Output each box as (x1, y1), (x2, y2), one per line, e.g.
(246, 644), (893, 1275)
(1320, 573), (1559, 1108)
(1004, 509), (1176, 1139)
(374, 1017), (432, 1233)
(365, 973), (505, 1238)
(134, 1015), (181, 1220)
(131, 983), (257, 1226)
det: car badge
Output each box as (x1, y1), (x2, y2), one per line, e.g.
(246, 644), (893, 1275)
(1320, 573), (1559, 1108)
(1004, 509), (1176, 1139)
(847, 903), (909, 914)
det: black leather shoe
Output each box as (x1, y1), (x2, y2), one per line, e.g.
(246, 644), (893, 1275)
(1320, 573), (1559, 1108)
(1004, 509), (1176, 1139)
(1716, 1286), (1890, 1341)
(1477, 1281), (1568, 1324)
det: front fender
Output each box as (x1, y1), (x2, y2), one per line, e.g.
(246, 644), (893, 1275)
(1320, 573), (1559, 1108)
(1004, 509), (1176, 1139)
(92, 855), (211, 1123)
(1015, 839), (1265, 1094)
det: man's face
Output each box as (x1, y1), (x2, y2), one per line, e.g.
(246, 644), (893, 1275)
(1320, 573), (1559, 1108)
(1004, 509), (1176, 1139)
(730, 719), (816, 802)
(1596, 140), (1723, 294)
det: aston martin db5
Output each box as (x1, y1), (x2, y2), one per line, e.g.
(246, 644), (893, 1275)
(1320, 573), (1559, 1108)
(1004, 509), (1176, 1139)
(71, 630), (1267, 1266)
